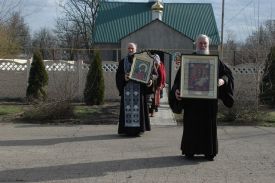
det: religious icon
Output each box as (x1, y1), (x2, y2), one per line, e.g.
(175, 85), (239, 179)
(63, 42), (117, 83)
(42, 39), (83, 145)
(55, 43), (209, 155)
(188, 63), (210, 91)
(180, 54), (218, 99)
(129, 52), (153, 84)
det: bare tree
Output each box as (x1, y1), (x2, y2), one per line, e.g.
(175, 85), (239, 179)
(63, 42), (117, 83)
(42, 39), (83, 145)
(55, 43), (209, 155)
(263, 20), (275, 47)
(245, 23), (274, 105)
(0, 0), (21, 25)
(0, 13), (30, 58)
(32, 28), (58, 60)
(58, 0), (103, 59)
(223, 30), (238, 65)
(0, 0), (30, 58)
(7, 12), (31, 57)
(0, 25), (19, 58)
(220, 20), (275, 123)
(54, 18), (83, 61)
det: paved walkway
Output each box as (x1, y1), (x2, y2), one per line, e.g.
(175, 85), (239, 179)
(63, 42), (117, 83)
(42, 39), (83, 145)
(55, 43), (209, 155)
(0, 123), (275, 183)
(150, 87), (177, 126)
(0, 90), (275, 182)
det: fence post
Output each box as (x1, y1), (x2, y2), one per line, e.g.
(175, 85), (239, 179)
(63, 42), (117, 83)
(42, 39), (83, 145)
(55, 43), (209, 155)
(26, 58), (32, 86)
(116, 49), (119, 62)
(233, 51), (236, 66)
(77, 60), (83, 102)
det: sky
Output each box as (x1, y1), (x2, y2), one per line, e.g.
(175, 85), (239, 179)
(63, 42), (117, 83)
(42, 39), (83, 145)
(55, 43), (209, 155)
(18, 0), (275, 43)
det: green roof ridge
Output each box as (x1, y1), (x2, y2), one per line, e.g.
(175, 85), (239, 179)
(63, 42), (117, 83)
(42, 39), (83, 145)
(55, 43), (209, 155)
(95, 2), (220, 45)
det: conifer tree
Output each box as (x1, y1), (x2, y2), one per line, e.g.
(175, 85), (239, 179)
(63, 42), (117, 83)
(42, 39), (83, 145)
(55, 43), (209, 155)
(260, 46), (275, 107)
(84, 52), (105, 105)
(26, 50), (48, 101)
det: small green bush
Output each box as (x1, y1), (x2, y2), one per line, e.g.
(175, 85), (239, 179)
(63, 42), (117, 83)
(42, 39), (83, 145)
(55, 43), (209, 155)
(218, 100), (270, 124)
(26, 50), (48, 102)
(22, 101), (74, 121)
(260, 46), (275, 107)
(84, 52), (105, 105)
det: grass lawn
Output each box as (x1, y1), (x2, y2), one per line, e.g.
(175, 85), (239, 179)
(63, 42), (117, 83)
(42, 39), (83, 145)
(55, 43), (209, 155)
(0, 105), (25, 115)
(74, 105), (99, 118)
(73, 102), (119, 124)
(174, 110), (275, 127)
(262, 111), (275, 126)
(0, 102), (274, 126)
(0, 102), (119, 124)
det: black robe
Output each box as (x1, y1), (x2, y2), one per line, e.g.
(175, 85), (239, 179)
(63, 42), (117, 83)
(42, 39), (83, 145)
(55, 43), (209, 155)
(170, 59), (234, 157)
(116, 55), (151, 136)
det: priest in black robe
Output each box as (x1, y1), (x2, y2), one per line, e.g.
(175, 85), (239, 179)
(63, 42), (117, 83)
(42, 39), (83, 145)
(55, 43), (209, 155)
(116, 43), (152, 136)
(169, 34), (234, 160)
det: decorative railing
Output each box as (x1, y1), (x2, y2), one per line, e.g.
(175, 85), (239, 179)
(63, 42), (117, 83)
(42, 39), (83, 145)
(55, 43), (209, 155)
(0, 60), (28, 71)
(102, 63), (118, 72)
(229, 65), (264, 75)
(45, 62), (76, 72)
(0, 59), (265, 101)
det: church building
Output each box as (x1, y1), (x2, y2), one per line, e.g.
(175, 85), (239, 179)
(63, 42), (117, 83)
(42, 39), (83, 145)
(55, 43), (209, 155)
(94, 0), (220, 61)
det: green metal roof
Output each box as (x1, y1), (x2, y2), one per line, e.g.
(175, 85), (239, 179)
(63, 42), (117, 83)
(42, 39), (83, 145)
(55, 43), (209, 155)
(95, 2), (220, 45)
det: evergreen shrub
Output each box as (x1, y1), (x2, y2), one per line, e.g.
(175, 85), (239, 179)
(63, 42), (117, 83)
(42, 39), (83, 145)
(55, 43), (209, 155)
(84, 52), (105, 105)
(26, 50), (48, 102)
(260, 47), (275, 107)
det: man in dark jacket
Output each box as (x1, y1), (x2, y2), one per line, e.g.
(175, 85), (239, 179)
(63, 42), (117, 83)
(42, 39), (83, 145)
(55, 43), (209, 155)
(170, 34), (234, 160)
(116, 43), (153, 136)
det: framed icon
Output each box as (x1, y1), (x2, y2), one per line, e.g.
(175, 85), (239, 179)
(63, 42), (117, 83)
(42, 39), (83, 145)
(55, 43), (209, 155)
(129, 52), (153, 84)
(180, 54), (218, 99)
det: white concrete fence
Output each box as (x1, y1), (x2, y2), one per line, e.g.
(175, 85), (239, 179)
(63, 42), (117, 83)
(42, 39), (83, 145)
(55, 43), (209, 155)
(0, 59), (264, 102)
(0, 59), (119, 101)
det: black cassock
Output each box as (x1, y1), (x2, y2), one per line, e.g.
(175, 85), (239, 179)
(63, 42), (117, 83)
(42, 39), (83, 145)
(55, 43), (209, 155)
(116, 55), (151, 136)
(170, 59), (234, 157)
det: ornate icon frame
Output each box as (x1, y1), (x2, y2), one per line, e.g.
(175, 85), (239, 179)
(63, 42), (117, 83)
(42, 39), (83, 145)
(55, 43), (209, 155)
(180, 54), (218, 99)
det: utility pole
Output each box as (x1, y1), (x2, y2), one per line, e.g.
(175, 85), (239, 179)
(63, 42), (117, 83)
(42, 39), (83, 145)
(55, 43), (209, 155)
(220, 0), (225, 60)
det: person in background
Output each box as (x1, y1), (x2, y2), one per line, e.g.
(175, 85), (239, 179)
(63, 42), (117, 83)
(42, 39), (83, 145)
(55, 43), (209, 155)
(116, 42), (153, 136)
(158, 57), (166, 104)
(149, 54), (162, 116)
(169, 34), (234, 161)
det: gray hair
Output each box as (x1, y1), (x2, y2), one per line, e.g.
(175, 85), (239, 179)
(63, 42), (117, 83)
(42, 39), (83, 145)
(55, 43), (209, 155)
(128, 42), (137, 51)
(195, 34), (210, 44)
(153, 54), (161, 64)
(195, 34), (210, 55)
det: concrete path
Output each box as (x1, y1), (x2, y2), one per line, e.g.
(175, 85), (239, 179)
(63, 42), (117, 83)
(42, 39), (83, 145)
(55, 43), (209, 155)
(0, 89), (275, 182)
(150, 87), (177, 126)
(0, 123), (275, 183)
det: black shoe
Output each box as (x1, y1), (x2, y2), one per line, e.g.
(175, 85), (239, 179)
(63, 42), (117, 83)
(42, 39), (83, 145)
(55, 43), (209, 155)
(205, 154), (214, 161)
(155, 108), (158, 112)
(185, 153), (194, 159)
